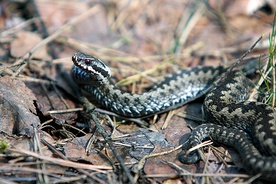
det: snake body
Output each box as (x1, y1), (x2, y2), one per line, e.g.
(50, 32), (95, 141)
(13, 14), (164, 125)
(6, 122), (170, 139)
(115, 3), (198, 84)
(71, 52), (276, 181)
(71, 52), (224, 117)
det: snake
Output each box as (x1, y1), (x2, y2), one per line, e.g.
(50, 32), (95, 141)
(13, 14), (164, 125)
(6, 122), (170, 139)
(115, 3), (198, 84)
(71, 52), (276, 181)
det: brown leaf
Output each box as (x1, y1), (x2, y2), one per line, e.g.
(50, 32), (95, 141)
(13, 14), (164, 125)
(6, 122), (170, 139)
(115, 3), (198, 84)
(0, 76), (40, 137)
(63, 134), (109, 166)
(10, 31), (49, 59)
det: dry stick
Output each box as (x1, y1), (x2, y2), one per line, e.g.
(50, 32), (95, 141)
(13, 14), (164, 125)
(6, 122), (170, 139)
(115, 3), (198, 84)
(0, 18), (39, 38)
(12, 5), (102, 77)
(33, 126), (49, 183)
(7, 148), (112, 171)
(143, 173), (249, 178)
(215, 35), (263, 86)
(78, 96), (135, 184)
(134, 144), (184, 183)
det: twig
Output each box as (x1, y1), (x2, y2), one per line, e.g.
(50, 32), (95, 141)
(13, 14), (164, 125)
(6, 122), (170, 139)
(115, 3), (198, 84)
(215, 35), (263, 86)
(78, 96), (135, 184)
(33, 125), (49, 183)
(7, 148), (112, 171)
(0, 17), (39, 38)
(143, 173), (250, 178)
(134, 144), (183, 183)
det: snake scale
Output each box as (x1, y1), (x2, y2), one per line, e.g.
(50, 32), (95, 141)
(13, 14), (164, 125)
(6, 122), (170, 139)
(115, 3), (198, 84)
(71, 52), (276, 181)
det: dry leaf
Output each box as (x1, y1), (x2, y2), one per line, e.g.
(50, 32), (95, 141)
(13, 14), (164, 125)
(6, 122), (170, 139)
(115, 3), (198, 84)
(0, 76), (40, 137)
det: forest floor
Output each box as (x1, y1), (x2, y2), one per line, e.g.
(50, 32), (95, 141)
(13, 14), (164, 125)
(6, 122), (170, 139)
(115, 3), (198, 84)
(0, 0), (275, 183)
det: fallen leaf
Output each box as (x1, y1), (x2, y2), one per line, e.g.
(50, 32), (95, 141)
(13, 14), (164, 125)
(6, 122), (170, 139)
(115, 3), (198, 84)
(10, 31), (49, 60)
(0, 76), (40, 137)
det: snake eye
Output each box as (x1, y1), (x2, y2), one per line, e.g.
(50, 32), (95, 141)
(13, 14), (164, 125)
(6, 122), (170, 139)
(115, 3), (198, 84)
(85, 59), (91, 64)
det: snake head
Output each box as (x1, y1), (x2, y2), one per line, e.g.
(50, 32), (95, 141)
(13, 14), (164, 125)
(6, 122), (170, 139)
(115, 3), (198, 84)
(72, 52), (111, 84)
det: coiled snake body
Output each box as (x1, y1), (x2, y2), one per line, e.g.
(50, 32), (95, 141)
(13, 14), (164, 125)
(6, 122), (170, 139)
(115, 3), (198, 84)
(71, 52), (276, 181)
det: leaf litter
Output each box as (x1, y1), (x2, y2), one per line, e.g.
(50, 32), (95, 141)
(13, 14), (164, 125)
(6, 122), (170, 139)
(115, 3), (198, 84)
(0, 0), (275, 183)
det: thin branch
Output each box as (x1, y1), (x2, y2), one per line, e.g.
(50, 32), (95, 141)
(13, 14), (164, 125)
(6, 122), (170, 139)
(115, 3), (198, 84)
(78, 96), (135, 184)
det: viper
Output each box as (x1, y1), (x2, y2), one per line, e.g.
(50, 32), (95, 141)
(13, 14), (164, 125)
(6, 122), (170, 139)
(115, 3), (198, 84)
(71, 52), (276, 181)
